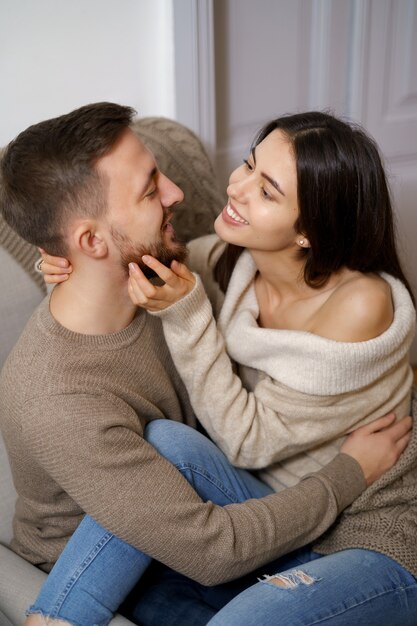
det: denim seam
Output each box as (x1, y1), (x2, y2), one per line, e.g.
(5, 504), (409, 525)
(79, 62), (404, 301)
(47, 531), (114, 617)
(174, 461), (247, 503)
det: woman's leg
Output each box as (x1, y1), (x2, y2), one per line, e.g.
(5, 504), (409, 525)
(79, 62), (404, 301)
(27, 514), (152, 625)
(27, 421), (273, 626)
(144, 420), (274, 504)
(122, 420), (276, 625)
(207, 548), (417, 626)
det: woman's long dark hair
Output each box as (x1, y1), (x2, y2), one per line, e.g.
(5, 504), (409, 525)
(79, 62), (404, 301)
(214, 111), (414, 304)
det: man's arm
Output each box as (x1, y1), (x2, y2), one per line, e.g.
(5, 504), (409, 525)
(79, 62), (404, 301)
(24, 392), (365, 586)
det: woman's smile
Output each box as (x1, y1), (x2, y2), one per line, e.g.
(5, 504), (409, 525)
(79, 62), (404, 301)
(221, 200), (249, 226)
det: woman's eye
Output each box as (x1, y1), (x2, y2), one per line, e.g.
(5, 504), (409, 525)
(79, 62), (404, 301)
(243, 159), (254, 172)
(260, 185), (272, 200)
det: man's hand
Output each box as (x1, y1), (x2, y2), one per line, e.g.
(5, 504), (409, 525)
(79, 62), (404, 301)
(341, 413), (412, 486)
(128, 256), (196, 312)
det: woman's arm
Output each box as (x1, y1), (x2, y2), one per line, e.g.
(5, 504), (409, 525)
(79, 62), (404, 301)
(127, 257), (411, 469)
(37, 251), (412, 470)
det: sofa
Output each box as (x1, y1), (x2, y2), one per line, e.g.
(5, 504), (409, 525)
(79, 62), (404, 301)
(0, 117), (225, 625)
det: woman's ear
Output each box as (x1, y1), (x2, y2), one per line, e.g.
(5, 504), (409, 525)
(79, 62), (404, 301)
(296, 235), (310, 249)
(73, 221), (109, 259)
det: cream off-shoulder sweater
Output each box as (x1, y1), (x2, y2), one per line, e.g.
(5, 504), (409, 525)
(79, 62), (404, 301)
(154, 235), (415, 491)
(153, 235), (417, 577)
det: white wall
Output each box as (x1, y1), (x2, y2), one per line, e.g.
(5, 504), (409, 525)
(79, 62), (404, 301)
(0, 0), (175, 145)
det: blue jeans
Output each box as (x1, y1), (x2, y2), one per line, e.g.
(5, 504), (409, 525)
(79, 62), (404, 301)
(27, 420), (273, 625)
(207, 548), (417, 626)
(28, 421), (417, 626)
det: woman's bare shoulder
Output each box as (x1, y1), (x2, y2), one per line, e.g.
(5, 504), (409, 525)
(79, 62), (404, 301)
(311, 273), (394, 342)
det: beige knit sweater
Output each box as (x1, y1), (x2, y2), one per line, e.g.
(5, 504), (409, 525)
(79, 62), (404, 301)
(153, 234), (417, 577)
(0, 297), (365, 584)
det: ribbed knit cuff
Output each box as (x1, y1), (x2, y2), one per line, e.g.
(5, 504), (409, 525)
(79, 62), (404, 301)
(150, 274), (212, 330)
(307, 453), (367, 513)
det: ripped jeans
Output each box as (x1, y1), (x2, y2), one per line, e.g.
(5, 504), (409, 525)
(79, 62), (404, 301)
(207, 548), (417, 626)
(28, 420), (417, 626)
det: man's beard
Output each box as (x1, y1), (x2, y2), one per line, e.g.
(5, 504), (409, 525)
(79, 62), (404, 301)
(110, 226), (188, 279)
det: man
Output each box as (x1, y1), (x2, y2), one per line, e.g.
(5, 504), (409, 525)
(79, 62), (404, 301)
(0, 103), (404, 625)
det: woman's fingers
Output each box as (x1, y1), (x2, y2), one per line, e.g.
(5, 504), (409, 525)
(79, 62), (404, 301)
(141, 256), (177, 285)
(128, 256), (195, 310)
(128, 265), (157, 303)
(140, 256), (195, 288)
(43, 253), (71, 270)
(37, 248), (72, 277)
(36, 250), (72, 284)
(170, 259), (195, 281)
(128, 279), (150, 306)
(41, 261), (72, 275)
(44, 273), (70, 284)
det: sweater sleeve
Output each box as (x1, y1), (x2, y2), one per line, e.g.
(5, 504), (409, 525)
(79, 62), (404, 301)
(152, 277), (356, 468)
(23, 392), (365, 586)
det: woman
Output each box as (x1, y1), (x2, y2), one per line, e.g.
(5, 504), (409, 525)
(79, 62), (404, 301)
(29, 111), (417, 625)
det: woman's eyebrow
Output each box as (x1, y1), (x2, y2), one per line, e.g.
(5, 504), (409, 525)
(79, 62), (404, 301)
(262, 172), (286, 197)
(251, 147), (286, 197)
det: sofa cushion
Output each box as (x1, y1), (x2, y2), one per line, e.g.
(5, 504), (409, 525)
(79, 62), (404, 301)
(0, 246), (46, 548)
(0, 246), (45, 370)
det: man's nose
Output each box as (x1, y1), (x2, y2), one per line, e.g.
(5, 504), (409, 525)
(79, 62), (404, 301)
(160, 174), (184, 207)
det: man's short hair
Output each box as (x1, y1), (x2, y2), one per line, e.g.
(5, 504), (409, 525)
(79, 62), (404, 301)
(0, 102), (135, 255)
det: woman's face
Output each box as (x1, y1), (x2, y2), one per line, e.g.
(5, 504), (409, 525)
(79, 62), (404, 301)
(214, 129), (301, 253)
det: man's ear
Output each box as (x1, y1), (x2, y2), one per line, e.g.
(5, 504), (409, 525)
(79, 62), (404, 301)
(72, 221), (109, 259)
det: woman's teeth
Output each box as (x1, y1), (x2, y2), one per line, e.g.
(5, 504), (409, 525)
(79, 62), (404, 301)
(226, 203), (249, 224)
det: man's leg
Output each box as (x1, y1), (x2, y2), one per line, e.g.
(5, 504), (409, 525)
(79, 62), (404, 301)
(206, 548), (417, 626)
(26, 420), (273, 626)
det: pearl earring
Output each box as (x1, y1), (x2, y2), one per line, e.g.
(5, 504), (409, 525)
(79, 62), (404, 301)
(298, 239), (305, 246)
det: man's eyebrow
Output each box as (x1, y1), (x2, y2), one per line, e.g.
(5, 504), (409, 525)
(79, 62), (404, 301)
(139, 166), (158, 197)
(251, 147), (286, 197)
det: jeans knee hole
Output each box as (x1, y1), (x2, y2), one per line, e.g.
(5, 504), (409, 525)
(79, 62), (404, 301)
(258, 569), (320, 589)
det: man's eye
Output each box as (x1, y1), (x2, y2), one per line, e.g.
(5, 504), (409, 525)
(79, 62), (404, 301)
(145, 187), (157, 198)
